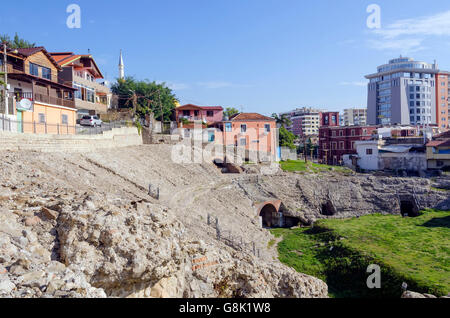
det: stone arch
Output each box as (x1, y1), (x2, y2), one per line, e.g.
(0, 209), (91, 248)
(256, 200), (282, 228)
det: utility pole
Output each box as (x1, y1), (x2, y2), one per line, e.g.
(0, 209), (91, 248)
(3, 42), (8, 116)
(157, 89), (163, 133)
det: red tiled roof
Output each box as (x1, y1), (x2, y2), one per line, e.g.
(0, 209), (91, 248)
(427, 139), (450, 147)
(434, 130), (450, 139)
(229, 113), (276, 122)
(49, 52), (104, 79)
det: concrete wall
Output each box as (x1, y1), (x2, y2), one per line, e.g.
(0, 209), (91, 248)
(0, 126), (142, 153)
(379, 153), (427, 171)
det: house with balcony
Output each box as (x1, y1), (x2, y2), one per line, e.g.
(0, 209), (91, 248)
(175, 104), (224, 125)
(426, 130), (450, 170)
(1, 45), (77, 134)
(49, 52), (112, 121)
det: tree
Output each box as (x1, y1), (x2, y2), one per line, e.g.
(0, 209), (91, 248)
(271, 113), (292, 128)
(272, 113), (295, 150)
(0, 33), (35, 49)
(111, 77), (178, 121)
(278, 126), (296, 150)
(224, 107), (239, 119)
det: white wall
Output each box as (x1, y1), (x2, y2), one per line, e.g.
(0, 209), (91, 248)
(356, 142), (379, 170)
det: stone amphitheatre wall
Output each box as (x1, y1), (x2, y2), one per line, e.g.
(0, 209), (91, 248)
(0, 127), (142, 153)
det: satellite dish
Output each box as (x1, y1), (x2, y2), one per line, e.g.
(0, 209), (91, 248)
(18, 98), (33, 111)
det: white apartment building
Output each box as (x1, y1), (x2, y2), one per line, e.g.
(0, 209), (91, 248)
(342, 108), (367, 126)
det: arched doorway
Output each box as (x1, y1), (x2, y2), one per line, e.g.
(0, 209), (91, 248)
(259, 204), (278, 228)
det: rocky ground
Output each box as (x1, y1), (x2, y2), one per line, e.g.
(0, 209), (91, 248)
(0, 145), (327, 298)
(0, 144), (448, 298)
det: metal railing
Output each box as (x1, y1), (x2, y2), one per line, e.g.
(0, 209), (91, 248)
(207, 214), (262, 258)
(0, 116), (130, 136)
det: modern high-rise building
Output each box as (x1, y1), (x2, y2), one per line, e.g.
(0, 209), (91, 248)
(342, 108), (367, 126)
(279, 107), (323, 137)
(365, 57), (450, 129)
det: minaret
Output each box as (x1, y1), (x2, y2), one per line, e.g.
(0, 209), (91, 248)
(119, 50), (125, 80)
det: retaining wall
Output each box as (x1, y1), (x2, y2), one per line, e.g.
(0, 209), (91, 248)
(0, 127), (142, 153)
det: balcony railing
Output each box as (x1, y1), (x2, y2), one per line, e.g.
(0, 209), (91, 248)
(15, 92), (75, 108)
(5, 63), (24, 74)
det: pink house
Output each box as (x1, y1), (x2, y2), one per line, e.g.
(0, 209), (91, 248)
(175, 104), (223, 126)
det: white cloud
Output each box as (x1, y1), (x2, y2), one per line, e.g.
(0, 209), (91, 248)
(339, 81), (367, 87)
(167, 82), (190, 90)
(368, 10), (450, 53)
(196, 81), (234, 89)
(373, 10), (450, 39)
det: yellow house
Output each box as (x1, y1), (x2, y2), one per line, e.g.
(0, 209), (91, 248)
(3, 46), (77, 134)
(426, 131), (450, 170)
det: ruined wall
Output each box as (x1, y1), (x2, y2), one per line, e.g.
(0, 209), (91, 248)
(0, 127), (142, 153)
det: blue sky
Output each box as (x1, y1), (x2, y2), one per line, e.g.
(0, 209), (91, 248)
(1, 0), (450, 115)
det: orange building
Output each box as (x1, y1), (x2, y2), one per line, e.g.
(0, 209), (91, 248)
(214, 113), (277, 159)
(2, 46), (77, 134)
(435, 72), (449, 130)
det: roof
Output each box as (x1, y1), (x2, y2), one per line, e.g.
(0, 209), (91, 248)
(434, 130), (450, 139)
(177, 104), (223, 111)
(427, 139), (450, 147)
(49, 52), (104, 79)
(8, 72), (77, 91)
(14, 47), (62, 70)
(379, 145), (413, 153)
(229, 113), (276, 122)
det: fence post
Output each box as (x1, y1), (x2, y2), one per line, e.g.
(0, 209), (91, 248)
(157, 187), (160, 200)
(148, 184), (152, 196)
(216, 217), (221, 240)
(252, 242), (256, 256)
(45, 122), (47, 134)
(207, 214), (211, 226)
(57, 123), (60, 135)
(33, 121), (36, 134)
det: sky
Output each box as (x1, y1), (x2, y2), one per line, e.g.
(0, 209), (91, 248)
(1, 0), (450, 116)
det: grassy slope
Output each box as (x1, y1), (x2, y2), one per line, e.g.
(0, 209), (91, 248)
(280, 160), (351, 174)
(272, 209), (450, 297)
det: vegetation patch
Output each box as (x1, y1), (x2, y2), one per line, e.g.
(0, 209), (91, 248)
(280, 160), (352, 174)
(271, 209), (450, 298)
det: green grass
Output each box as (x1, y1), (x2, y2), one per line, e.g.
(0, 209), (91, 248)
(272, 209), (450, 298)
(280, 160), (352, 174)
(268, 239), (276, 248)
(431, 187), (450, 192)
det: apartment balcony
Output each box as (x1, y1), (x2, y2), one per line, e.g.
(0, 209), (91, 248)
(5, 63), (24, 74)
(15, 92), (75, 108)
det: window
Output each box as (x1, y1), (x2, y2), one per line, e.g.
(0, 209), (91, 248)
(225, 123), (232, 132)
(38, 113), (46, 124)
(42, 67), (51, 80)
(240, 138), (246, 146)
(339, 141), (345, 149)
(182, 110), (190, 117)
(61, 114), (68, 125)
(206, 111), (214, 117)
(264, 124), (270, 133)
(241, 124), (247, 133)
(30, 63), (39, 76)
(366, 149), (373, 155)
